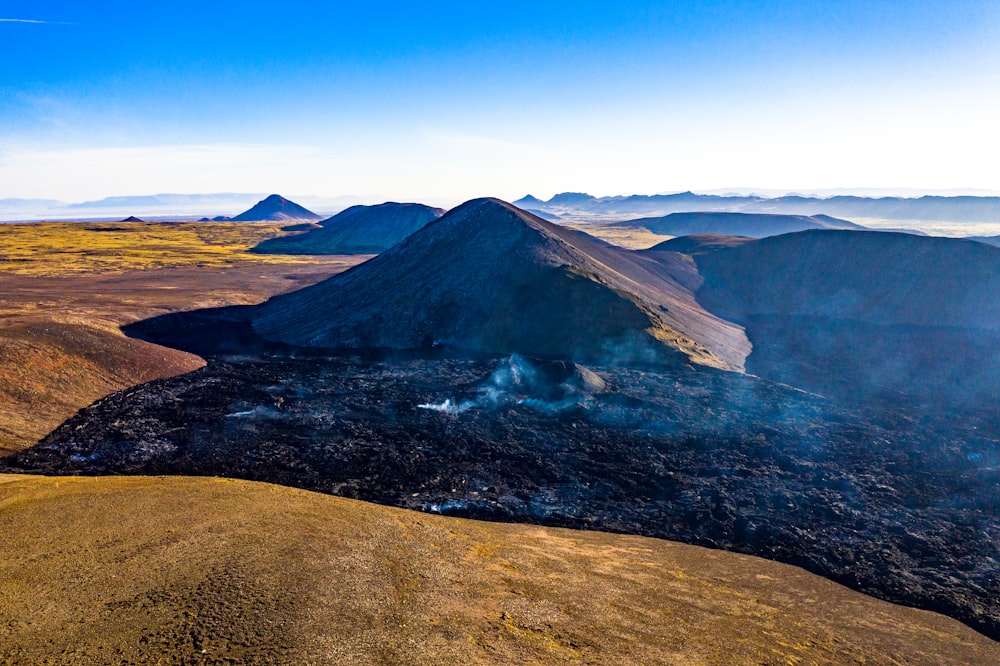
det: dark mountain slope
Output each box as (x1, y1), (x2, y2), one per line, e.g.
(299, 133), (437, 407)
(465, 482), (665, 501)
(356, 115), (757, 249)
(694, 230), (1000, 329)
(316, 201), (445, 228)
(616, 211), (863, 238)
(232, 195), (321, 222)
(970, 235), (1000, 248)
(686, 230), (1000, 406)
(252, 202), (444, 255)
(646, 234), (754, 255)
(251, 198), (751, 369)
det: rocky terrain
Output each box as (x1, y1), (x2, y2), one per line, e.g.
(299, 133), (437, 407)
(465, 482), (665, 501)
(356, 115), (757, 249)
(612, 211), (862, 238)
(232, 194), (322, 222)
(4, 350), (999, 642)
(253, 202), (444, 254)
(6, 200), (1000, 654)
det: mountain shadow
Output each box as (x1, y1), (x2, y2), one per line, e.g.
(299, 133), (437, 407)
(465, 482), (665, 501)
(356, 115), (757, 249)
(668, 230), (1000, 408)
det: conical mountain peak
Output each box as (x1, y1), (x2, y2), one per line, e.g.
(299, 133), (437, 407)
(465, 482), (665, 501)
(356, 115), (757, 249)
(232, 194), (321, 222)
(251, 198), (750, 369)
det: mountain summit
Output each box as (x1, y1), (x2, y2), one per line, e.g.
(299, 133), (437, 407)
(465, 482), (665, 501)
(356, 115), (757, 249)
(251, 198), (750, 368)
(231, 194), (321, 222)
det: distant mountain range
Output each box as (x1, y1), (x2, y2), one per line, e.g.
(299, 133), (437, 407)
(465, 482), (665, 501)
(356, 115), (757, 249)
(613, 211), (864, 238)
(67, 193), (267, 210)
(5, 190), (1000, 233)
(0, 193), (372, 222)
(0, 197), (63, 208)
(515, 192), (1000, 224)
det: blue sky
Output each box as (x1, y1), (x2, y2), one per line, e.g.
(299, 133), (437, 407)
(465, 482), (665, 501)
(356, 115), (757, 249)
(1, 1), (998, 203)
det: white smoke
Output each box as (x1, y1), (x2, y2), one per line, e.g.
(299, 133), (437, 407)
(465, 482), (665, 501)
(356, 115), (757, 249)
(417, 398), (475, 414)
(418, 354), (599, 415)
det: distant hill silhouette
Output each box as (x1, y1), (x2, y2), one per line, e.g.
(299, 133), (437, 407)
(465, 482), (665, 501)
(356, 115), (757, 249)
(518, 191), (1000, 223)
(546, 192), (598, 207)
(514, 194), (545, 208)
(232, 195), (321, 222)
(615, 211), (863, 238)
(251, 198), (750, 368)
(253, 202), (444, 255)
(970, 235), (1000, 248)
(120, 216), (144, 222)
(523, 208), (562, 221)
(645, 234), (754, 255)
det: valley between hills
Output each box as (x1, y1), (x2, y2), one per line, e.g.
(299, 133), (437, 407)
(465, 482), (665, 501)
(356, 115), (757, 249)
(2, 194), (1000, 664)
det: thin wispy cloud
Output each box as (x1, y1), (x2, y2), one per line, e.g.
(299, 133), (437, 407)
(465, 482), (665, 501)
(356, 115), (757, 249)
(0, 18), (73, 25)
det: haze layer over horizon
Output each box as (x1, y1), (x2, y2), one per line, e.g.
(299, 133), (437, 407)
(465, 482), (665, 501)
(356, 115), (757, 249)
(1, 1), (998, 203)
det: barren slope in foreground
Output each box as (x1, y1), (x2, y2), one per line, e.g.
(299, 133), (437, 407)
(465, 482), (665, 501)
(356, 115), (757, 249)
(1, 474), (997, 665)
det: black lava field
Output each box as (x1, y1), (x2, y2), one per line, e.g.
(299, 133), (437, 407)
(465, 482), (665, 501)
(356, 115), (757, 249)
(5, 350), (1000, 640)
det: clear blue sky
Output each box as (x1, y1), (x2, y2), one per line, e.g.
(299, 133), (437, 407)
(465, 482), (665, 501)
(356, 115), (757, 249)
(1, 1), (998, 203)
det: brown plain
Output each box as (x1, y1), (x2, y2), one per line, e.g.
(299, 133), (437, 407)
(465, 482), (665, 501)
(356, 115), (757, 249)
(0, 221), (365, 455)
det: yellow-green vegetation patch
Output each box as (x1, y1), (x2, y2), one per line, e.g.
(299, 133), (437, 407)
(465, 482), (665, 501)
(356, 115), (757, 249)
(564, 223), (672, 250)
(0, 221), (325, 276)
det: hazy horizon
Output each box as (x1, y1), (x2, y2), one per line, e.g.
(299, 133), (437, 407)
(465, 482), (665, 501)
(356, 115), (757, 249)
(2, 1), (998, 202)
(7, 187), (1000, 227)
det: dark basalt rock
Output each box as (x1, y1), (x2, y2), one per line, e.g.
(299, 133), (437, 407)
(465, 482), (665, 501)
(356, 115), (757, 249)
(3, 352), (999, 641)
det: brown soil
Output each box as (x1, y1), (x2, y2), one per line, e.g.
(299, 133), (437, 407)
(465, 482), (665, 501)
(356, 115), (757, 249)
(0, 319), (201, 456)
(2, 473), (997, 665)
(0, 220), (365, 454)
